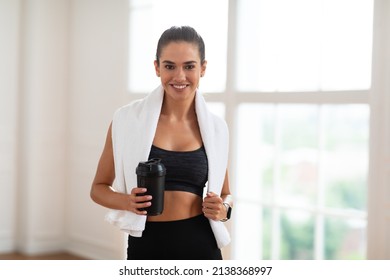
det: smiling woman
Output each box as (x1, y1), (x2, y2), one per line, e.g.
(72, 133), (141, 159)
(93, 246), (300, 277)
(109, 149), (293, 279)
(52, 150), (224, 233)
(153, 27), (207, 104)
(90, 26), (232, 260)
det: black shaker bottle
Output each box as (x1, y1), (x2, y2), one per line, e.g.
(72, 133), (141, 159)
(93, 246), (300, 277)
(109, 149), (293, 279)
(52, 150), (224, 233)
(136, 158), (166, 216)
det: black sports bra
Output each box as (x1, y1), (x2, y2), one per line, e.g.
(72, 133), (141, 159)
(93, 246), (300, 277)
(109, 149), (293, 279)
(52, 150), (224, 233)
(148, 145), (208, 197)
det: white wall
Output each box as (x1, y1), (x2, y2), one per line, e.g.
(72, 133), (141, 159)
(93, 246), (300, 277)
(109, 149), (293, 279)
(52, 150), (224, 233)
(15, 0), (69, 254)
(0, 0), (20, 253)
(367, 0), (390, 260)
(0, 0), (128, 259)
(66, 0), (128, 259)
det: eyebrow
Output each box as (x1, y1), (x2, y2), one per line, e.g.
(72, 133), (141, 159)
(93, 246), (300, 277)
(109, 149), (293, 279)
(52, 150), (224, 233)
(162, 60), (198, 65)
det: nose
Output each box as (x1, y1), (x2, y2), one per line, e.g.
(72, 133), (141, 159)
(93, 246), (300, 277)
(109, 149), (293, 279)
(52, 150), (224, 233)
(174, 67), (186, 81)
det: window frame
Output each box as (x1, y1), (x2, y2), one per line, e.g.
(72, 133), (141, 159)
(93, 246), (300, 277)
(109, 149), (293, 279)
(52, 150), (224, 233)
(219, 0), (371, 260)
(126, 0), (375, 260)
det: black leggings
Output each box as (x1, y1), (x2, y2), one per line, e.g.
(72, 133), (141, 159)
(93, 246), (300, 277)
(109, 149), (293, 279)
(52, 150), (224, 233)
(127, 214), (222, 260)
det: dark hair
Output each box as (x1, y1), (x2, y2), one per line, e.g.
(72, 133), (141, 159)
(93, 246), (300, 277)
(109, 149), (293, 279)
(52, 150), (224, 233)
(155, 26), (205, 65)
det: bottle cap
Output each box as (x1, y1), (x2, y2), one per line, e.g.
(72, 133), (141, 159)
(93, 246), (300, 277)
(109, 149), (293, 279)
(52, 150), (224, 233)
(136, 158), (166, 177)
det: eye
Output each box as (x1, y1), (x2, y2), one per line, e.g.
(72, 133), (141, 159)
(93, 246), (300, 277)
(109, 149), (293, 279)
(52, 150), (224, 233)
(185, 64), (195, 70)
(164, 64), (175, 70)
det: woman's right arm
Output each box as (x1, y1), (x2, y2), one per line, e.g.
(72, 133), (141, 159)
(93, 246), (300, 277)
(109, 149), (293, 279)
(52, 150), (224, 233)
(90, 122), (151, 215)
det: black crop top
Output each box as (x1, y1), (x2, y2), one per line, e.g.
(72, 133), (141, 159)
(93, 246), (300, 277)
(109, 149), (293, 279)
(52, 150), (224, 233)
(148, 145), (208, 197)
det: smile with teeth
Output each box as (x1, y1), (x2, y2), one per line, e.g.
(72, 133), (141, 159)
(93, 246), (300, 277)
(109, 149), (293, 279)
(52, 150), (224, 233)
(172, 84), (188, 89)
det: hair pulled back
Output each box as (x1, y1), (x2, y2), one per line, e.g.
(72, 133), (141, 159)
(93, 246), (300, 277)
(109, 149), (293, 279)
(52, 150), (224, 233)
(155, 26), (205, 65)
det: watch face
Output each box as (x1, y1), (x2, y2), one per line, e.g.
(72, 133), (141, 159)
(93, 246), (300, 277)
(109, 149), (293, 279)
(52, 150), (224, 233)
(226, 206), (232, 219)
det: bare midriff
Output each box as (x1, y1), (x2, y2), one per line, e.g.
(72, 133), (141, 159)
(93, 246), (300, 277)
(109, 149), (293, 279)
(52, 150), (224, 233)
(146, 191), (203, 221)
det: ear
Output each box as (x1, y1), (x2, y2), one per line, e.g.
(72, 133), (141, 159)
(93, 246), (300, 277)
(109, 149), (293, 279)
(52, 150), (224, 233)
(201, 60), (207, 77)
(154, 60), (160, 77)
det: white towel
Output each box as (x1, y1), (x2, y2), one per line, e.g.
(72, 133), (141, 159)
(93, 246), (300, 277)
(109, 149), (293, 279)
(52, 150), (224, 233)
(105, 85), (231, 248)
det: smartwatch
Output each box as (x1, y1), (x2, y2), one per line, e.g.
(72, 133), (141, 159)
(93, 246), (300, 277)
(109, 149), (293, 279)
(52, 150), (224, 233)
(220, 202), (232, 222)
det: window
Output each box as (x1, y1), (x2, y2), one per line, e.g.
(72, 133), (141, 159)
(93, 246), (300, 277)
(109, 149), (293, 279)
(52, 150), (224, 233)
(236, 0), (373, 92)
(235, 104), (368, 259)
(128, 0), (373, 260)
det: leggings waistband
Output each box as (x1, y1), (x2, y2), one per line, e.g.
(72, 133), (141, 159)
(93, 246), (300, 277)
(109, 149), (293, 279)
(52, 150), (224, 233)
(145, 214), (206, 225)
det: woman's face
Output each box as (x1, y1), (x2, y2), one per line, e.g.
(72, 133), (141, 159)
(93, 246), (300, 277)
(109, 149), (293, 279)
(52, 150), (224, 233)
(154, 41), (206, 103)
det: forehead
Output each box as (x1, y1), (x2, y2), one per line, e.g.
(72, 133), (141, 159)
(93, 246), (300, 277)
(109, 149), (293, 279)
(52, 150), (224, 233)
(159, 41), (200, 62)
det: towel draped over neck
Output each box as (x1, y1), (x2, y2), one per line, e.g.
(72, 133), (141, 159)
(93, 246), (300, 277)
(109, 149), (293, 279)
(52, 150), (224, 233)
(105, 85), (231, 248)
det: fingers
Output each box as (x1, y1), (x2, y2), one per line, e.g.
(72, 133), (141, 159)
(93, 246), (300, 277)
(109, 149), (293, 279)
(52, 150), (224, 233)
(202, 192), (224, 221)
(131, 187), (147, 196)
(128, 188), (152, 215)
(204, 192), (223, 202)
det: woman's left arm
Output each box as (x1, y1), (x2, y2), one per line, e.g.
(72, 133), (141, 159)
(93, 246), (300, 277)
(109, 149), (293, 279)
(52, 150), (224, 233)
(202, 170), (233, 221)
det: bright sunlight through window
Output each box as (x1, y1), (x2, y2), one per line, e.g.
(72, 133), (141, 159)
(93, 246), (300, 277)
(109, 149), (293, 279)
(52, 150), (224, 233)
(128, 0), (373, 260)
(236, 0), (373, 92)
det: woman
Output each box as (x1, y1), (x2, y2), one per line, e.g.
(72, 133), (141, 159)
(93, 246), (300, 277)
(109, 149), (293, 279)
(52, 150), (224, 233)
(90, 26), (232, 260)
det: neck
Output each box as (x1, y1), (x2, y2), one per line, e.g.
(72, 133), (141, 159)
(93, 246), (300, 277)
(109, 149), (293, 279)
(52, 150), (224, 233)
(161, 94), (197, 121)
